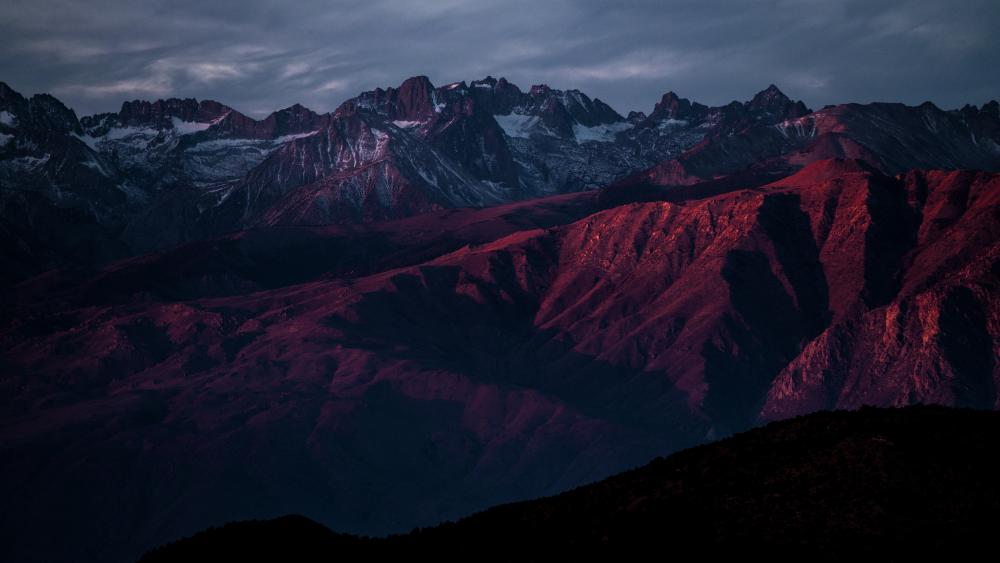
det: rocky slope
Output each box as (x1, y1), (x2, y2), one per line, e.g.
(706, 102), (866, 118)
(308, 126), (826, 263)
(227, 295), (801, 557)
(2, 159), (998, 563)
(140, 406), (1000, 561)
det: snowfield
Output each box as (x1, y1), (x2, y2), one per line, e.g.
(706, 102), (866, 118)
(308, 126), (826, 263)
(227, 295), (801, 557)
(573, 121), (633, 143)
(495, 113), (541, 139)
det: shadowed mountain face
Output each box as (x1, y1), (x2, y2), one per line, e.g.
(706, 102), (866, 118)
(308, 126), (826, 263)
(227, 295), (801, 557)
(2, 159), (998, 563)
(138, 406), (1000, 562)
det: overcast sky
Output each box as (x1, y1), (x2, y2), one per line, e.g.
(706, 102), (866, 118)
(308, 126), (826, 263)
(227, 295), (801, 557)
(1, 0), (997, 118)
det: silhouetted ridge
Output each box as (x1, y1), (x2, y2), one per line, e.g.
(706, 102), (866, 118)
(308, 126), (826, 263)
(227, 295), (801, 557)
(140, 406), (1000, 561)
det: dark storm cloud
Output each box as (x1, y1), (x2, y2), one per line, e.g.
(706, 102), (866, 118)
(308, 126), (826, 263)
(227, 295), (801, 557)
(1, 0), (997, 117)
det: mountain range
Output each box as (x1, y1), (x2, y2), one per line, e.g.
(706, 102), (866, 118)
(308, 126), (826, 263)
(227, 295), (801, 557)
(3, 77), (998, 280)
(1, 76), (999, 563)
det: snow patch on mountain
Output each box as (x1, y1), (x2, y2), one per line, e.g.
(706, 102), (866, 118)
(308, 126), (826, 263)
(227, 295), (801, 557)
(0, 111), (16, 127)
(9, 154), (50, 170)
(657, 119), (689, 130)
(275, 130), (320, 143)
(392, 120), (422, 129)
(558, 90), (586, 108)
(187, 138), (260, 150)
(573, 121), (632, 144)
(170, 117), (212, 135)
(80, 151), (112, 177)
(774, 117), (818, 139)
(183, 143), (275, 186)
(495, 113), (540, 139)
(89, 125), (159, 145)
(0, 133), (13, 146)
(72, 132), (99, 150)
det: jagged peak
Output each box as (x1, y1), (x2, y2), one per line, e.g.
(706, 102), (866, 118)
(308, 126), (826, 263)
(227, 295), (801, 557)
(398, 75), (435, 91)
(470, 76), (520, 91)
(26, 93), (80, 130)
(0, 81), (26, 105)
(440, 80), (468, 92)
(119, 97), (199, 118)
(529, 84), (553, 97)
(749, 84), (792, 107)
(747, 84), (810, 120)
(276, 102), (315, 114)
(121, 96), (199, 106)
(114, 97), (234, 130)
(649, 90), (694, 121)
(29, 92), (70, 105)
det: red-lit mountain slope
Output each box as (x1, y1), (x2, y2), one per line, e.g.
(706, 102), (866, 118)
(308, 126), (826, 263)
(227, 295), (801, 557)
(1, 160), (998, 562)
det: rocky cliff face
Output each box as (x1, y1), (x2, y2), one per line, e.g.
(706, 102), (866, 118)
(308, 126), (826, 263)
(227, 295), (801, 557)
(763, 167), (1000, 417)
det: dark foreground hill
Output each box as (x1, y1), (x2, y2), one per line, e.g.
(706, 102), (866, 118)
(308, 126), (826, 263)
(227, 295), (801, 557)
(141, 405), (1000, 561)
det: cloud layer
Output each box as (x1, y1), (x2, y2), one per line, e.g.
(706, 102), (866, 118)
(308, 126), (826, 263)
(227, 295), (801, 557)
(1, 0), (997, 117)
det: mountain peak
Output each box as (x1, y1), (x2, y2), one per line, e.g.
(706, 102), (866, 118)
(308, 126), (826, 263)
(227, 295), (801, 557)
(470, 76), (517, 91)
(0, 81), (26, 105)
(117, 97), (231, 127)
(272, 102), (317, 118)
(529, 84), (553, 97)
(649, 90), (694, 121)
(750, 84), (791, 106)
(377, 75), (437, 120)
(27, 93), (81, 133)
(748, 84), (810, 120)
(626, 110), (647, 123)
(399, 75), (434, 90)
